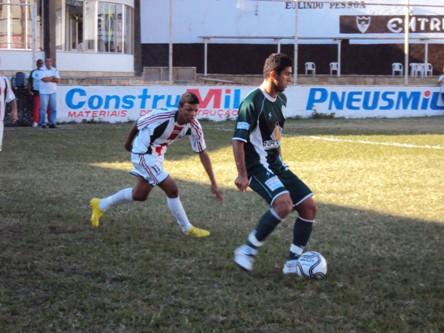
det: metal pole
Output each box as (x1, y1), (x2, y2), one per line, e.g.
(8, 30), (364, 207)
(404, 0), (410, 85)
(337, 40), (341, 77)
(169, 0), (173, 85)
(294, 0), (299, 85)
(424, 41), (428, 64)
(32, 3), (37, 68)
(204, 38), (208, 76)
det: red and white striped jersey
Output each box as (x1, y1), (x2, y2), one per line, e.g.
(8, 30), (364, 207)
(131, 108), (206, 160)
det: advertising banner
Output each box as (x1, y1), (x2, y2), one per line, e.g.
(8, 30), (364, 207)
(57, 85), (444, 123)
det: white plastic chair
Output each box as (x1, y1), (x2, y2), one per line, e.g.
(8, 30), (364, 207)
(410, 63), (422, 78)
(305, 62), (316, 75)
(392, 63), (403, 77)
(424, 63), (433, 77)
(330, 62), (339, 76)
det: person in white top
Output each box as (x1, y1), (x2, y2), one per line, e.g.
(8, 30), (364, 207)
(39, 57), (60, 128)
(0, 56), (18, 152)
(437, 67), (444, 104)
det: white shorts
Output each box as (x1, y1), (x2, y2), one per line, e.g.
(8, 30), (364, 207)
(130, 153), (169, 185)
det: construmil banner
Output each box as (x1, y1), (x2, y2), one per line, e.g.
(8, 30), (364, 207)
(56, 85), (444, 122)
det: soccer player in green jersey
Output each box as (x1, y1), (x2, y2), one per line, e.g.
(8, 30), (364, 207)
(233, 53), (318, 273)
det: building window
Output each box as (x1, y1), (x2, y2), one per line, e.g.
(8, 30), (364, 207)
(56, 0), (133, 54)
(0, 0), (42, 50)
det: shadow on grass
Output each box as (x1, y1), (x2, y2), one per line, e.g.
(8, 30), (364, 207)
(0, 161), (443, 332)
(0, 121), (443, 332)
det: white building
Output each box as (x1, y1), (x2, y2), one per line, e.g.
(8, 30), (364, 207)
(1, 0), (444, 76)
(0, 0), (137, 75)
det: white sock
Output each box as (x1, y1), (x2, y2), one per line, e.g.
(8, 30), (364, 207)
(167, 197), (192, 232)
(290, 244), (304, 257)
(99, 188), (133, 211)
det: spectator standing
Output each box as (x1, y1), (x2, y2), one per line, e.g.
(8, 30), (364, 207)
(438, 67), (444, 104)
(39, 57), (60, 128)
(27, 59), (48, 127)
(0, 56), (18, 151)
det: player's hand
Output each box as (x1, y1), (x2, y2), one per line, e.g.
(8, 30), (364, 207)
(234, 174), (249, 192)
(211, 184), (224, 203)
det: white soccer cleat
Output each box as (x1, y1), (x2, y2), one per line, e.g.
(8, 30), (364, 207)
(282, 259), (299, 275)
(234, 244), (257, 271)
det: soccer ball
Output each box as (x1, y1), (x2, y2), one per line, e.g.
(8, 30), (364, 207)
(295, 251), (327, 279)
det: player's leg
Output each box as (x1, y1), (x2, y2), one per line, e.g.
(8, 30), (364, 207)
(280, 170), (318, 274)
(234, 168), (292, 271)
(0, 104), (4, 151)
(32, 94), (40, 127)
(90, 177), (153, 228)
(46, 102), (50, 124)
(39, 93), (49, 128)
(48, 93), (57, 128)
(90, 153), (158, 228)
(158, 176), (210, 237)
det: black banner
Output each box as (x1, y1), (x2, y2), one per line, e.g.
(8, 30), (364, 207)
(340, 15), (444, 34)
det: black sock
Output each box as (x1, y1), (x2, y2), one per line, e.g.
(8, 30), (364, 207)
(254, 209), (282, 242)
(288, 217), (314, 260)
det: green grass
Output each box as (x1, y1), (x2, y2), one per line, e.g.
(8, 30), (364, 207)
(1, 117), (443, 332)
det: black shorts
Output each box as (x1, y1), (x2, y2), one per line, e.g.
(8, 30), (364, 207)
(249, 165), (313, 207)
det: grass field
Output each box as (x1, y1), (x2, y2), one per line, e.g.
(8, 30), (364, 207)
(1, 117), (443, 332)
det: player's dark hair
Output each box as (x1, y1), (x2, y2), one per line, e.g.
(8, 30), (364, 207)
(263, 53), (293, 78)
(179, 91), (200, 106)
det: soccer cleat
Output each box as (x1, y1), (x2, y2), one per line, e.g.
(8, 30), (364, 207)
(234, 244), (257, 271)
(90, 198), (104, 228)
(185, 226), (211, 237)
(282, 259), (299, 275)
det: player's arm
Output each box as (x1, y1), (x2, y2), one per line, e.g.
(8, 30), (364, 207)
(27, 74), (33, 95)
(8, 99), (18, 123)
(198, 150), (224, 202)
(124, 123), (138, 152)
(233, 139), (249, 192)
(51, 72), (61, 83)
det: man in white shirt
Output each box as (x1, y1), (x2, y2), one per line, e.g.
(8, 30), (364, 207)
(0, 57), (18, 151)
(39, 57), (60, 128)
(438, 67), (444, 104)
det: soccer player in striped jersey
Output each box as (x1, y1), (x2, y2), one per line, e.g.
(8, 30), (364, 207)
(90, 92), (224, 237)
(232, 53), (318, 273)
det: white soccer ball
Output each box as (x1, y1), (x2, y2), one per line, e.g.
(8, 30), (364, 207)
(295, 251), (327, 279)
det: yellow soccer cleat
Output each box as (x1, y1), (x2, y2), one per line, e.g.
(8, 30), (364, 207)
(185, 226), (211, 237)
(90, 198), (104, 228)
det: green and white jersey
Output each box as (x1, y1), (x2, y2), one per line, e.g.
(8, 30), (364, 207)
(233, 87), (287, 173)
